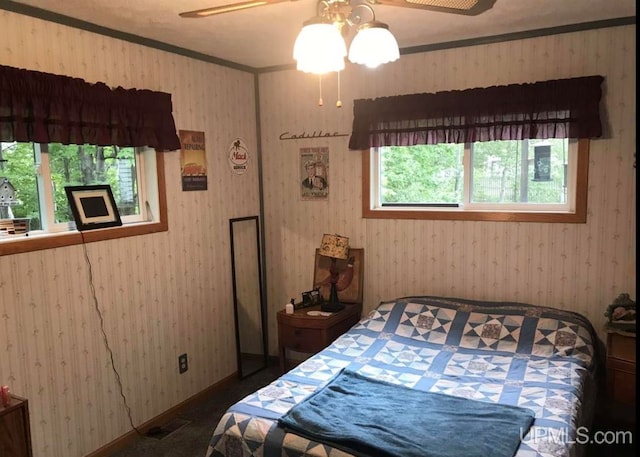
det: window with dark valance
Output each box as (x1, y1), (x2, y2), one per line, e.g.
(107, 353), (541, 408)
(0, 64), (181, 151)
(349, 75), (603, 150)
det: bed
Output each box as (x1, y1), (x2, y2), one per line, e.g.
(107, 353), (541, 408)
(206, 296), (599, 457)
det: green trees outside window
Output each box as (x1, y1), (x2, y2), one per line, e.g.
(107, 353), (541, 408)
(0, 142), (139, 231)
(379, 139), (569, 206)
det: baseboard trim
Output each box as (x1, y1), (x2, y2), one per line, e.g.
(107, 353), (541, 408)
(84, 371), (239, 457)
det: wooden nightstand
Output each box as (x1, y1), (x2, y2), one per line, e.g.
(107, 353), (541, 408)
(606, 329), (636, 404)
(277, 303), (362, 371)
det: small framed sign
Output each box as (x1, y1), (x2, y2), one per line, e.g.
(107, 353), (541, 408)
(179, 130), (208, 191)
(65, 185), (122, 231)
(228, 137), (249, 175)
(300, 146), (329, 200)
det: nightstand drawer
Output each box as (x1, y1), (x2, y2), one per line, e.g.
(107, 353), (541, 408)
(279, 326), (323, 352)
(607, 364), (636, 403)
(605, 331), (636, 406)
(608, 333), (636, 362)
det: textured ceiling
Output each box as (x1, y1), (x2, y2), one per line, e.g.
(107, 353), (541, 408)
(3, 0), (636, 70)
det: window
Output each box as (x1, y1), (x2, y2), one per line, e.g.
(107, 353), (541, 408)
(1, 142), (144, 229)
(0, 64), (179, 255)
(364, 139), (589, 222)
(350, 76), (602, 222)
(0, 142), (167, 255)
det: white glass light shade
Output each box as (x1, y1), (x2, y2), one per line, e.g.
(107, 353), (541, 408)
(293, 19), (346, 74)
(348, 21), (400, 69)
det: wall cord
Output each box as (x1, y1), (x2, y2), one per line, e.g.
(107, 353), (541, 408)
(80, 232), (145, 437)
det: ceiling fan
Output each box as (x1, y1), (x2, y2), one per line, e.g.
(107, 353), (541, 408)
(179, 0), (496, 18)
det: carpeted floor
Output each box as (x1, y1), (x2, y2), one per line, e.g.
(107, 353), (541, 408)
(108, 364), (281, 457)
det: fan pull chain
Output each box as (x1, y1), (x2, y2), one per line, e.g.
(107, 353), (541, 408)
(318, 74), (323, 106)
(336, 71), (342, 108)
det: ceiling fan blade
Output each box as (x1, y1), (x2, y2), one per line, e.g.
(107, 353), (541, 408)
(371, 0), (496, 16)
(179, 0), (291, 17)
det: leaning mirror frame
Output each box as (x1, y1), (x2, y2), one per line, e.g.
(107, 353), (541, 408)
(229, 215), (268, 379)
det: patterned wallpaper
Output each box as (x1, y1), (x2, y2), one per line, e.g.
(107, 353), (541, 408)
(258, 25), (636, 356)
(0, 10), (260, 457)
(0, 8), (636, 457)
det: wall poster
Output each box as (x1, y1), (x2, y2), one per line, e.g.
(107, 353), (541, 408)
(300, 146), (329, 201)
(179, 130), (208, 191)
(228, 137), (249, 175)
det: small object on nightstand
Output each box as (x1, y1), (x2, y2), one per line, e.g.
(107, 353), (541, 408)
(295, 288), (322, 310)
(1, 385), (9, 407)
(307, 310), (332, 316)
(604, 293), (636, 333)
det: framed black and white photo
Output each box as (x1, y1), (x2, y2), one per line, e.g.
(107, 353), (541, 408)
(65, 185), (122, 231)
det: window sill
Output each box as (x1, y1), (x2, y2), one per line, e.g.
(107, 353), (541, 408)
(362, 207), (586, 223)
(0, 220), (167, 256)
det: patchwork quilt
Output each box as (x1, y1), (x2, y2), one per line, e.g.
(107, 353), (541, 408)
(206, 296), (598, 457)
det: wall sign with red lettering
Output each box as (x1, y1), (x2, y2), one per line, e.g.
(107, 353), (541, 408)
(179, 130), (208, 191)
(228, 137), (249, 175)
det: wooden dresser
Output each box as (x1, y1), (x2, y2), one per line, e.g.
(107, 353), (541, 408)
(0, 394), (33, 457)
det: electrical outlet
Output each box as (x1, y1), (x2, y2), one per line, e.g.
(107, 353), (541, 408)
(178, 353), (188, 374)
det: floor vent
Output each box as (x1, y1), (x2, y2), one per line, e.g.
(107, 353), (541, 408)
(146, 417), (191, 440)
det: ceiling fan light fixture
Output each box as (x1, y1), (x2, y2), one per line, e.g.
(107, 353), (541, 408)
(293, 17), (347, 74)
(348, 21), (399, 68)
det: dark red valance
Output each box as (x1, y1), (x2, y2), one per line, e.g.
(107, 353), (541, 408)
(0, 64), (181, 151)
(349, 76), (604, 150)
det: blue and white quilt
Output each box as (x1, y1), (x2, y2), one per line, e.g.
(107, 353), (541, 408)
(206, 296), (598, 457)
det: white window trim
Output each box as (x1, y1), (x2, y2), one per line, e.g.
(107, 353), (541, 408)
(26, 144), (148, 235)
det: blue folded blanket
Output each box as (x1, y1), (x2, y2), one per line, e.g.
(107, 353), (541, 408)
(278, 369), (535, 457)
